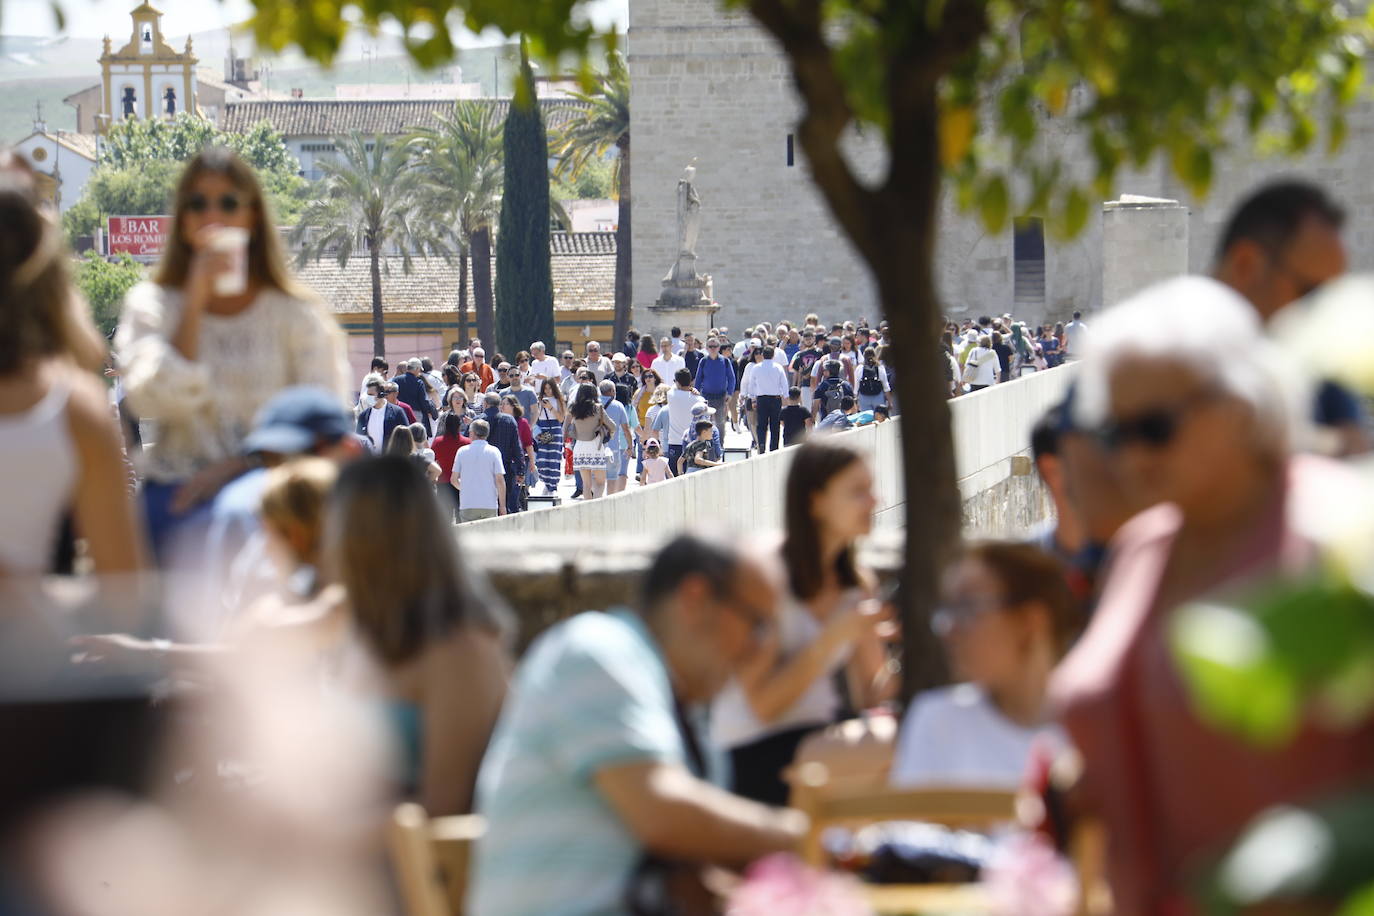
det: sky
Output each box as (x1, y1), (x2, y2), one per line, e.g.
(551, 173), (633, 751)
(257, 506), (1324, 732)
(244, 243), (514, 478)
(2, 0), (630, 43)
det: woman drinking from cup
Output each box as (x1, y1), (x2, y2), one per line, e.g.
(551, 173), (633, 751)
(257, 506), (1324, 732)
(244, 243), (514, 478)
(116, 148), (350, 561)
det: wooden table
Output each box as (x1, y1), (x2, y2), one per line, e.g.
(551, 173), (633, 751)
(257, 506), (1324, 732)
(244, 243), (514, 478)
(863, 883), (991, 915)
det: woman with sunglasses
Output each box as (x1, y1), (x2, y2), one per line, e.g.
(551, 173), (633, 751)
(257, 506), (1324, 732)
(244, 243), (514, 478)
(711, 439), (897, 805)
(1050, 276), (1369, 913)
(440, 386), (472, 437)
(533, 380), (565, 496)
(632, 369), (662, 478)
(461, 372), (482, 410)
(890, 542), (1078, 788)
(116, 148), (349, 560)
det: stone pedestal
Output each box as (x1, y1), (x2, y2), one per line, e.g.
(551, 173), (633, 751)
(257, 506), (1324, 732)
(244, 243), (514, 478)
(642, 299), (722, 340)
(650, 253), (719, 337)
(1102, 195), (1189, 307)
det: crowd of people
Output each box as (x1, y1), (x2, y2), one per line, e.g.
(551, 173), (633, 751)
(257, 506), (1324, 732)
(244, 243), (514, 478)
(3, 135), (1372, 916)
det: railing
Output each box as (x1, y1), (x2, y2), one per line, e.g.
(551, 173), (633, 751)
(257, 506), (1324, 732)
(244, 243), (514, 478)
(463, 364), (1079, 537)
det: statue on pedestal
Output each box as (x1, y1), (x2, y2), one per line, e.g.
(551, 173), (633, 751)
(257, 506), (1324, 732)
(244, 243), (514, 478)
(659, 162), (711, 307)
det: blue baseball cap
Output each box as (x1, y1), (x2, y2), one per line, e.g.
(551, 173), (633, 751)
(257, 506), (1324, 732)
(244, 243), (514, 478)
(242, 386), (352, 456)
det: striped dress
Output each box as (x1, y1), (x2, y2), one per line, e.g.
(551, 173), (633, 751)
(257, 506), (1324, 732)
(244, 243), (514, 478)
(534, 400), (563, 492)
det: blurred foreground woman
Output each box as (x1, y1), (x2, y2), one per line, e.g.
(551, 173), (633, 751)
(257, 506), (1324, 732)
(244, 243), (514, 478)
(1051, 276), (1374, 914)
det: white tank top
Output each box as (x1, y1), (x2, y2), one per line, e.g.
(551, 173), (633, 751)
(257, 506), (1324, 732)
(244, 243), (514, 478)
(710, 590), (857, 749)
(0, 381), (77, 575)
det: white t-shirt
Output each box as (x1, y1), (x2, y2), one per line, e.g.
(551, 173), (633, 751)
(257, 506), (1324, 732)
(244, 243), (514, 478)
(889, 683), (1065, 790)
(1063, 320), (1089, 356)
(365, 403), (388, 451)
(670, 337), (685, 355)
(665, 388), (704, 443)
(966, 346), (1000, 387)
(528, 355), (561, 382)
(650, 354), (686, 382)
(453, 441), (506, 510)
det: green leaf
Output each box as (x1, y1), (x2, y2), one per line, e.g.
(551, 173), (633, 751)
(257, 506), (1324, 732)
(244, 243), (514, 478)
(1062, 186), (1090, 238)
(977, 175), (1009, 234)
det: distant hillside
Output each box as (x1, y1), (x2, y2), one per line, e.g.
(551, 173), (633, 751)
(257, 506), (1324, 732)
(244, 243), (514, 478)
(0, 75), (93, 143)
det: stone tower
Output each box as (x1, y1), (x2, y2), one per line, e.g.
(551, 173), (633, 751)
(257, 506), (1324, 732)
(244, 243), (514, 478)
(627, 0), (881, 332)
(100, 2), (199, 130)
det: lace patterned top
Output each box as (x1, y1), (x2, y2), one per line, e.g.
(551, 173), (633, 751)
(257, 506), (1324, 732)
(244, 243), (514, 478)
(115, 281), (351, 483)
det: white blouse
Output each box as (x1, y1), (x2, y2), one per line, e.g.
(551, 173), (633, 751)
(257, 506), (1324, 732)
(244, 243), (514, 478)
(115, 281), (351, 482)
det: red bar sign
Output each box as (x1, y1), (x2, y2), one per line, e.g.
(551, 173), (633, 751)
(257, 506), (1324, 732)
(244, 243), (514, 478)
(107, 216), (171, 257)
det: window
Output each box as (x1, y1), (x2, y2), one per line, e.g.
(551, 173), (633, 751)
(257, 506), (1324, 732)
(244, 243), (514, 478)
(300, 143), (336, 153)
(786, 134), (794, 167)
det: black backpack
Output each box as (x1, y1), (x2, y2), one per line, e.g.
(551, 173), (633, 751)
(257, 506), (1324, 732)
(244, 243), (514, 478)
(858, 363), (883, 396)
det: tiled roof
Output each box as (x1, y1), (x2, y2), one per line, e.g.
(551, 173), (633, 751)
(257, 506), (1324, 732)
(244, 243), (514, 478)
(220, 97), (592, 136)
(550, 231), (616, 255)
(25, 131), (99, 160)
(295, 238), (614, 314)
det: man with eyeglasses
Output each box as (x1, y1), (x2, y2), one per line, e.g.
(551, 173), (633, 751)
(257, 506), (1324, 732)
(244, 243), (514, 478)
(469, 535), (800, 916)
(693, 337), (736, 438)
(485, 362), (513, 395)
(1212, 180), (1368, 456)
(382, 381), (416, 425)
(461, 347), (496, 392)
(356, 374), (406, 452)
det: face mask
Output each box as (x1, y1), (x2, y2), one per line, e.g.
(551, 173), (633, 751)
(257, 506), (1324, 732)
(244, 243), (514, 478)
(360, 394), (376, 408)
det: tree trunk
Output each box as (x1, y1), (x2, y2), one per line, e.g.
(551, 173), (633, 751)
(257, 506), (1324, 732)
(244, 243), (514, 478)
(458, 239), (470, 348)
(613, 134), (632, 348)
(369, 240), (385, 359)
(472, 225), (496, 350)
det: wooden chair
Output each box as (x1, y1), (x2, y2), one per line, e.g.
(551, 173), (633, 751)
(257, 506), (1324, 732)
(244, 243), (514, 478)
(387, 803), (487, 916)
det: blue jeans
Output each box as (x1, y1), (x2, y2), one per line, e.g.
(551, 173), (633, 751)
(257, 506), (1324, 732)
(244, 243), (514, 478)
(142, 480), (214, 566)
(858, 392), (886, 412)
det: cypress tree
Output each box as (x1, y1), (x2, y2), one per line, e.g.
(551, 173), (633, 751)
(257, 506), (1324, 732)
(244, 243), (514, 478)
(495, 44), (556, 359)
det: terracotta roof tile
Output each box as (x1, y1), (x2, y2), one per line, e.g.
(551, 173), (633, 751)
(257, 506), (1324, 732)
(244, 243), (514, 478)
(220, 98), (591, 136)
(295, 235), (615, 314)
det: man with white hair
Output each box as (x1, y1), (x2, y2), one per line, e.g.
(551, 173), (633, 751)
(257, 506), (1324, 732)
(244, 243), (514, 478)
(584, 341), (613, 382)
(462, 347), (496, 391)
(393, 357), (438, 436)
(528, 341), (561, 385)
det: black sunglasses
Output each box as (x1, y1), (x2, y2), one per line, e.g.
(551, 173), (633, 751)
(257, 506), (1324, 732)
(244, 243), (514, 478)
(185, 193), (243, 214)
(1099, 402), (1203, 452)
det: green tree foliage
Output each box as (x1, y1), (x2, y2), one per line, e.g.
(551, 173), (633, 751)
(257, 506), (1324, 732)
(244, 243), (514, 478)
(552, 49), (631, 345)
(291, 132), (451, 358)
(72, 252), (146, 337)
(243, 0), (1370, 701)
(409, 101), (504, 349)
(63, 114), (308, 245)
(494, 49), (556, 360)
(552, 154), (614, 201)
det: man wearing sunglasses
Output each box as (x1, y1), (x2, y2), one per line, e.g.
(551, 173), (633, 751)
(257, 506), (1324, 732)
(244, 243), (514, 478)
(693, 337), (736, 438)
(1213, 180), (1368, 456)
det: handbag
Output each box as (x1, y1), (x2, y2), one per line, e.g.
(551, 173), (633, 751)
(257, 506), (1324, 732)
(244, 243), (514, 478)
(960, 354), (981, 387)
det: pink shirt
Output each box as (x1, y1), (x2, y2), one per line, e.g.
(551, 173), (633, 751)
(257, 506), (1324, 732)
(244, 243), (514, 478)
(641, 456), (670, 484)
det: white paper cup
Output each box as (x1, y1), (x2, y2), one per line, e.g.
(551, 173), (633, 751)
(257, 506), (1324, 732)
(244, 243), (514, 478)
(209, 227), (249, 296)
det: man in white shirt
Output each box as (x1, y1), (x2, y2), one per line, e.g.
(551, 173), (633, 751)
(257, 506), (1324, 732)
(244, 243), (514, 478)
(669, 326), (685, 355)
(665, 368), (704, 476)
(742, 347), (790, 453)
(584, 341), (614, 382)
(527, 341), (561, 385)
(1063, 311), (1089, 360)
(452, 418), (506, 522)
(650, 336), (685, 381)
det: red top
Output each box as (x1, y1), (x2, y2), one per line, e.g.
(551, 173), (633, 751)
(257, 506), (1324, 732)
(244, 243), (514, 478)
(430, 433), (470, 484)
(1050, 457), (1374, 916)
(516, 417), (535, 450)
(394, 399), (417, 424)
(636, 351), (655, 371)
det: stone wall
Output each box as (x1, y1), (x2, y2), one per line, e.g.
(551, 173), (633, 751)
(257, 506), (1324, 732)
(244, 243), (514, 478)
(1102, 197), (1190, 308)
(627, 0), (1374, 329)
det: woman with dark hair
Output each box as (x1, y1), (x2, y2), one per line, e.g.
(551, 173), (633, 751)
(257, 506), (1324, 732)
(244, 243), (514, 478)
(712, 439), (896, 805)
(500, 394), (537, 501)
(115, 147), (349, 558)
(855, 346), (890, 413)
(563, 383), (615, 500)
(430, 411), (470, 523)
(533, 379), (565, 495)
(323, 455), (512, 814)
(636, 334), (657, 371)
(0, 175), (145, 576)
(991, 331), (1014, 385)
(890, 542), (1079, 788)
(633, 370), (662, 478)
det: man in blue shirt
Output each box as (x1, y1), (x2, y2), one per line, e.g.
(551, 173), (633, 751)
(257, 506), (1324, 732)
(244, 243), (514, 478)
(468, 535), (804, 916)
(599, 379), (634, 495)
(393, 358), (438, 436)
(481, 392), (525, 513)
(693, 337), (736, 438)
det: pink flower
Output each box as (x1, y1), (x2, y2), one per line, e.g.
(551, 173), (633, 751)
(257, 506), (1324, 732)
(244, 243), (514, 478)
(727, 854), (874, 916)
(982, 831), (1078, 916)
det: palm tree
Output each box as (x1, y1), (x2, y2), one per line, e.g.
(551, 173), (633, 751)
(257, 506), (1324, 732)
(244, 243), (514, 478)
(409, 102), (504, 349)
(292, 131), (451, 358)
(553, 50), (631, 347)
